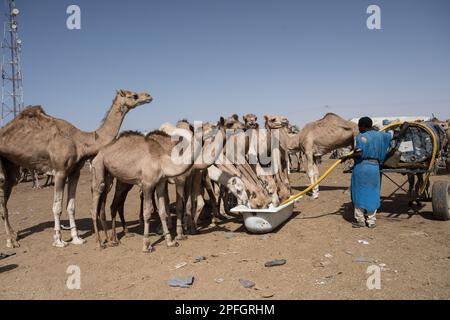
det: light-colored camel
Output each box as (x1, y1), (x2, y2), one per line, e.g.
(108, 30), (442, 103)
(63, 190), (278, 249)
(90, 123), (217, 251)
(220, 114), (245, 130)
(241, 114), (283, 204)
(0, 90), (152, 248)
(109, 120), (224, 240)
(263, 115), (292, 202)
(269, 113), (358, 199)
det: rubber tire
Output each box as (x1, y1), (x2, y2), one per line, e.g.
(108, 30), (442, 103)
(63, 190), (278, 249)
(432, 181), (450, 220)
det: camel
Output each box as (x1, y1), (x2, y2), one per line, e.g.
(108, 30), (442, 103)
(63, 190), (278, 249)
(19, 168), (54, 189)
(243, 113), (258, 130)
(220, 114), (245, 130)
(262, 115), (292, 202)
(175, 118), (272, 234)
(90, 122), (223, 251)
(0, 89), (152, 248)
(269, 113), (358, 199)
(108, 120), (225, 240)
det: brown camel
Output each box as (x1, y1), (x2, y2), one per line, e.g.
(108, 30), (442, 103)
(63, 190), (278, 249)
(0, 89), (152, 248)
(220, 114), (245, 130)
(90, 123), (217, 251)
(243, 113), (258, 129)
(109, 120), (224, 241)
(269, 113), (358, 199)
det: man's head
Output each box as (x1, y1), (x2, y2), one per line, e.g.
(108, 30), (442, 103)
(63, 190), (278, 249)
(358, 117), (373, 132)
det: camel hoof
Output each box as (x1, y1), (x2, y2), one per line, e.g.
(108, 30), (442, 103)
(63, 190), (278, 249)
(108, 241), (120, 247)
(71, 237), (86, 245)
(167, 241), (179, 247)
(6, 239), (20, 248)
(175, 234), (188, 241)
(142, 245), (154, 253)
(53, 239), (68, 248)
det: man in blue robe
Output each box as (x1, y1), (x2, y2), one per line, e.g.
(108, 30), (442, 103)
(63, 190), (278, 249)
(341, 117), (392, 228)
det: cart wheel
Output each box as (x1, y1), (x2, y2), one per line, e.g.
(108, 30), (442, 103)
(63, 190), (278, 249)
(432, 181), (450, 221)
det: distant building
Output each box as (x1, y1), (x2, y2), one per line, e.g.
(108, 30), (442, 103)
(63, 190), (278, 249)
(350, 116), (432, 129)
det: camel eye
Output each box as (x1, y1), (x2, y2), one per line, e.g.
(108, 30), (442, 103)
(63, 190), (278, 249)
(133, 94), (139, 99)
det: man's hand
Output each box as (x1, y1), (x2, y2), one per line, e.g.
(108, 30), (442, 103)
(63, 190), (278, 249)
(340, 154), (352, 162)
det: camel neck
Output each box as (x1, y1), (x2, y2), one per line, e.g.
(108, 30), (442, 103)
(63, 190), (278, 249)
(78, 97), (127, 157)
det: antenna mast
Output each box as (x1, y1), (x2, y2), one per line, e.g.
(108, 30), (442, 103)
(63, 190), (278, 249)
(1, 0), (24, 126)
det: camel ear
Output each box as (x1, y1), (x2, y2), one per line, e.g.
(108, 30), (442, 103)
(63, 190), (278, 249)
(232, 114), (239, 120)
(219, 117), (225, 126)
(264, 115), (269, 122)
(117, 89), (126, 97)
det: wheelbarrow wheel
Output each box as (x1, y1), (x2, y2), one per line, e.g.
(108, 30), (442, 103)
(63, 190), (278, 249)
(432, 181), (450, 220)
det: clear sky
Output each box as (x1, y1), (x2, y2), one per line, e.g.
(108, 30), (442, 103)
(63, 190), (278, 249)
(3, 0), (450, 131)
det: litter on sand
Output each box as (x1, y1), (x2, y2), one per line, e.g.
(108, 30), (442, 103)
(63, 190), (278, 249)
(264, 259), (287, 267)
(168, 276), (194, 288)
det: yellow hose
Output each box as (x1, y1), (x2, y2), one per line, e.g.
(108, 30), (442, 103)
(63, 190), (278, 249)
(379, 121), (438, 195)
(280, 121), (438, 205)
(280, 152), (353, 205)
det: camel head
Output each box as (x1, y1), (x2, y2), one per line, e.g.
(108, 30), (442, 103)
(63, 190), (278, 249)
(243, 113), (258, 129)
(116, 89), (152, 111)
(264, 115), (289, 129)
(219, 114), (245, 130)
(248, 189), (273, 209)
(176, 119), (194, 132)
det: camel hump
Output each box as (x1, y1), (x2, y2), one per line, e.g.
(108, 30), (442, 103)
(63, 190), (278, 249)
(118, 130), (143, 138)
(322, 112), (342, 120)
(18, 105), (47, 118)
(146, 130), (170, 138)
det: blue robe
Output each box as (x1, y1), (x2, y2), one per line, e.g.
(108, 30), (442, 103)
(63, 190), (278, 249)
(351, 130), (392, 212)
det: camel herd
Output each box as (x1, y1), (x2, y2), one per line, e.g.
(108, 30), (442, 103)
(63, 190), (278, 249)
(0, 89), (448, 251)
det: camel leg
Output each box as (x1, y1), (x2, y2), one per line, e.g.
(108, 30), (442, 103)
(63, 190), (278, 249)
(110, 181), (127, 242)
(407, 174), (415, 207)
(156, 182), (178, 247)
(312, 156), (320, 198)
(164, 181), (173, 230)
(305, 152), (319, 199)
(66, 168), (85, 245)
(114, 182), (133, 238)
(0, 159), (20, 248)
(142, 184), (156, 252)
(175, 181), (187, 240)
(52, 171), (68, 247)
(90, 159), (106, 248)
(204, 175), (219, 226)
(184, 175), (196, 234)
(138, 188), (144, 226)
(32, 170), (40, 189)
(191, 172), (205, 230)
(415, 173), (424, 205)
(98, 174), (113, 244)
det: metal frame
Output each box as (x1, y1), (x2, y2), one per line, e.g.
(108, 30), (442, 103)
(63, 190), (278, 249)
(380, 167), (430, 202)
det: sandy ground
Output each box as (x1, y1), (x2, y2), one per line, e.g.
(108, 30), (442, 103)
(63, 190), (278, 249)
(0, 159), (449, 300)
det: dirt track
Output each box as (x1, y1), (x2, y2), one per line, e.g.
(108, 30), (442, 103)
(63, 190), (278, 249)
(1, 159), (449, 300)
